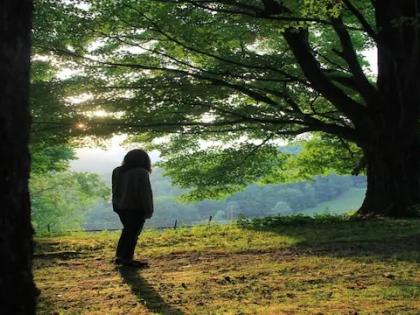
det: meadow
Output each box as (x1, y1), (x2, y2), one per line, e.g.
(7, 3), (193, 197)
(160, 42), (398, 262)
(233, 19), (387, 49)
(34, 216), (420, 314)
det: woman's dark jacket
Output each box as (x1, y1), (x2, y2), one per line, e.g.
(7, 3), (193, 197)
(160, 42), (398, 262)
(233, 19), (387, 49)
(112, 166), (154, 218)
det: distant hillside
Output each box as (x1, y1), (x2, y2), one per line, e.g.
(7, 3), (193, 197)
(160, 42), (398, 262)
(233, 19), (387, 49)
(83, 169), (367, 230)
(299, 188), (365, 215)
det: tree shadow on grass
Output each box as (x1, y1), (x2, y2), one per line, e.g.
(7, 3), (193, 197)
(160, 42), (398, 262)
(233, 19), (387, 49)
(118, 267), (184, 315)
(240, 218), (420, 263)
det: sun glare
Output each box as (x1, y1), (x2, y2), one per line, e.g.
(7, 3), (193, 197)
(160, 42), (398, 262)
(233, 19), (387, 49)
(91, 110), (108, 117)
(66, 93), (94, 105)
(76, 123), (87, 130)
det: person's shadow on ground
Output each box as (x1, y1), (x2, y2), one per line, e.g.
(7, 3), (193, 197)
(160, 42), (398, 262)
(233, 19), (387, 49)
(118, 266), (184, 315)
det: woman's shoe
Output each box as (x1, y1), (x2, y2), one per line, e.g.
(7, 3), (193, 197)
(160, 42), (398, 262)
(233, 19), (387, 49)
(114, 257), (149, 268)
(129, 260), (149, 268)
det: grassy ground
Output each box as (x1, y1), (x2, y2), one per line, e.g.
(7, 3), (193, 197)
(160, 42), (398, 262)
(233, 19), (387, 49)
(34, 217), (420, 314)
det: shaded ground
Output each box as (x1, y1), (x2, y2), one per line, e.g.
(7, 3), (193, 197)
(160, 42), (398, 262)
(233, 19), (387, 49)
(34, 220), (420, 314)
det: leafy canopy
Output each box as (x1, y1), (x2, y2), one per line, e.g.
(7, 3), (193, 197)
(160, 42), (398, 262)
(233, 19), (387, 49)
(33, 0), (373, 199)
(31, 53), (111, 234)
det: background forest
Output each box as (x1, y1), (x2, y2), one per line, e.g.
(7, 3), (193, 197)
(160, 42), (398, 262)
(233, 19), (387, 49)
(30, 142), (366, 234)
(86, 170), (366, 230)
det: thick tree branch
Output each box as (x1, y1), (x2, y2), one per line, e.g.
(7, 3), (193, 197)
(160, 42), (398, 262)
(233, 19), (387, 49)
(260, 0), (287, 15)
(164, 0), (366, 33)
(161, 95), (357, 140)
(328, 74), (360, 91)
(332, 17), (377, 104)
(179, 0), (363, 30)
(283, 28), (369, 134)
(342, 0), (378, 42)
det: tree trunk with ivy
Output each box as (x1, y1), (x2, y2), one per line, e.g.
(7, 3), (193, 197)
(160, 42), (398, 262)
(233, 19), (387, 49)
(0, 1), (36, 313)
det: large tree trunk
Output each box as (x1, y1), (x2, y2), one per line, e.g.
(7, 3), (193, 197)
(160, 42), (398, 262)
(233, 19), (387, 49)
(358, 0), (420, 217)
(359, 140), (420, 217)
(0, 1), (36, 314)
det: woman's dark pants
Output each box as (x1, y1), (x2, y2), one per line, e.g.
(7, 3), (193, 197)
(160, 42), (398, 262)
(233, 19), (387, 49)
(116, 210), (145, 260)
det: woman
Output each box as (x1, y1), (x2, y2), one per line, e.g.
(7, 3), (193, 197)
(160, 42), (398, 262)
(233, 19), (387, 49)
(112, 149), (154, 267)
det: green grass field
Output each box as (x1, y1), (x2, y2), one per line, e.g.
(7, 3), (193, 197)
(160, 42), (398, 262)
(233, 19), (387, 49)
(34, 217), (420, 314)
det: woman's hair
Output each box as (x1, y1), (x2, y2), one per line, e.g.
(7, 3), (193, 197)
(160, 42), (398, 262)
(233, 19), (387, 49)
(121, 149), (152, 173)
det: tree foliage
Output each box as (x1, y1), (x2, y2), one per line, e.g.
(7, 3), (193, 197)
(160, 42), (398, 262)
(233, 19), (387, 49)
(30, 56), (111, 234)
(31, 170), (110, 234)
(32, 0), (420, 216)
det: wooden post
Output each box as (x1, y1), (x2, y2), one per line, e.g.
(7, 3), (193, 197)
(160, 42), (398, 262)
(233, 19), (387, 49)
(208, 215), (213, 225)
(173, 219), (178, 229)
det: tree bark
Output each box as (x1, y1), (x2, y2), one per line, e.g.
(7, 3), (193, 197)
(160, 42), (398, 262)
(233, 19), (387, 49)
(358, 0), (420, 217)
(0, 1), (36, 314)
(359, 140), (420, 217)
